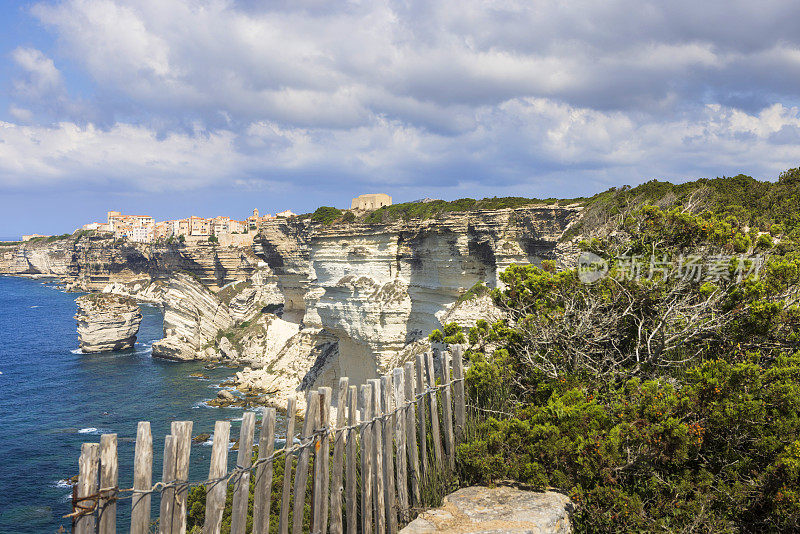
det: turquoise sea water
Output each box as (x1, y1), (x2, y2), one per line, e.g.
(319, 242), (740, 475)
(0, 276), (267, 533)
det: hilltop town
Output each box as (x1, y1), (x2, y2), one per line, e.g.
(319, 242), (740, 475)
(19, 193), (393, 245)
(71, 208), (297, 246)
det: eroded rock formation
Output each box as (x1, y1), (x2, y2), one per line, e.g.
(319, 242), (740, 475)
(75, 294), (142, 353)
(0, 233), (261, 291)
(6, 205), (581, 404)
(151, 273), (235, 360)
(251, 206), (580, 385)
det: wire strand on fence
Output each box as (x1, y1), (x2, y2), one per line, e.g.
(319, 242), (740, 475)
(64, 376), (464, 520)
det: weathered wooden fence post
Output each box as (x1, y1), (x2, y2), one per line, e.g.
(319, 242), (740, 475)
(278, 397), (297, 534)
(330, 378), (349, 534)
(345, 385), (358, 534)
(452, 344), (466, 444)
(360, 383), (374, 534)
(314, 387), (332, 534)
(425, 351), (444, 468)
(231, 412), (255, 534)
(293, 391), (320, 534)
(441, 351), (456, 469)
(204, 421), (230, 534)
(170, 421), (193, 534)
(130, 422), (153, 534)
(382, 375), (398, 534)
(415, 354), (429, 475)
(404, 361), (422, 507)
(253, 407), (276, 534)
(75, 442), (99, 534)
(369, 378), (386, 533)
(98, 433), (118, 534)
(393, 368), (410, 523)
(159, 435), (176, 534)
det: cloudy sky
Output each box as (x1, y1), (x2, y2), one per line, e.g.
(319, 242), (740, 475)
(2, 0), (800, 238)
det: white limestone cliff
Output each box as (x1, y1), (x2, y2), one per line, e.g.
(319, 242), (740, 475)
(152, 273), (234, 360)
(227, 205), (579, 406)
(75, 294), (143, 353)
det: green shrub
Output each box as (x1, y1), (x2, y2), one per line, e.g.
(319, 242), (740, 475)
(311, 206), (343, 225)
(456, 190), (800, 532)
(429, 322), (466, 344)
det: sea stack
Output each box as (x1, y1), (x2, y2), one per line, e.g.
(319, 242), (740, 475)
(75, 294), (143, 353)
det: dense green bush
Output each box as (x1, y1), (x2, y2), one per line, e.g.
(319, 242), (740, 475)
(461, 354), (800, 532)
(311, 206), (343, 225)
(457, 197), (800, 532)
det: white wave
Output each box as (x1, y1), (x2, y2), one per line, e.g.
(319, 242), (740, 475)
(78, 427), (111, 435)
(53, 479), (74, 489)
(70, 348), (83, 354)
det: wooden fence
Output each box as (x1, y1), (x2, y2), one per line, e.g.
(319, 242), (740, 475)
(68, 345), (467, 534)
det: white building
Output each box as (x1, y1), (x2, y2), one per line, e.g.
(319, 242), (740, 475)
(128, 226), (153, 243)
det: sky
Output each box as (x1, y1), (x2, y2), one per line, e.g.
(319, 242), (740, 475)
(2, 1), (800, 239)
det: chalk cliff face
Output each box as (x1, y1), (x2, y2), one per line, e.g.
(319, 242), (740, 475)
(251, 206), (580, 383)
(0, 233), (260, 291)
(148, 269), (282, 361)
(75, 294), (142, 353)
(151, 273), (235, 360)
(224, 205), (581, 406)
(0, 238), (74, 277)
(252, 218), (310, 323)
(5, 205), (580, 400)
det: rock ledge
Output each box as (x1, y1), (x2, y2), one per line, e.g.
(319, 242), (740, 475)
(401, 486), (573, 534)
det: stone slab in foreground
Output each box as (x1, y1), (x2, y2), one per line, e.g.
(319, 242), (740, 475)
(401, 486), (573, 534)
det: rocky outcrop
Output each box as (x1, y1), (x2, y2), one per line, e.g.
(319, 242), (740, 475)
(401, 486), (573, 533)
(232, 327), (339, 413)
(0, 237), (74, 277)
(222, 206), (579, 405)
(6, 206), (580, 398)
(252, 218), (311, 323)
(151, 273), (234, 360)
(256, 206), (580, 381)
(0, 232), (261, 291)
(75, 294), (142, 353)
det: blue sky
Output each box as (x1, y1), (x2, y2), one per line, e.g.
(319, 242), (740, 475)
(2, 1), (800, 239)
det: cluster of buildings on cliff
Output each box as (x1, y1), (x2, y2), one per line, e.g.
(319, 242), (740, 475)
(78, 208), (297, 244)
(20, 193), (393, 244)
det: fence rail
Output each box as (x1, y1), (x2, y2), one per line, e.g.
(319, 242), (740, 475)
(68, 345), (467, 534)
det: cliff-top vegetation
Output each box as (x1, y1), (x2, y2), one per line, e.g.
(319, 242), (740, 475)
(303, 168), (800, 232)
(454, 166), (800, 532)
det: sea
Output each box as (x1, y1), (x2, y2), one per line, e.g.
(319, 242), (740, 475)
(0, 275), (276, 533)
